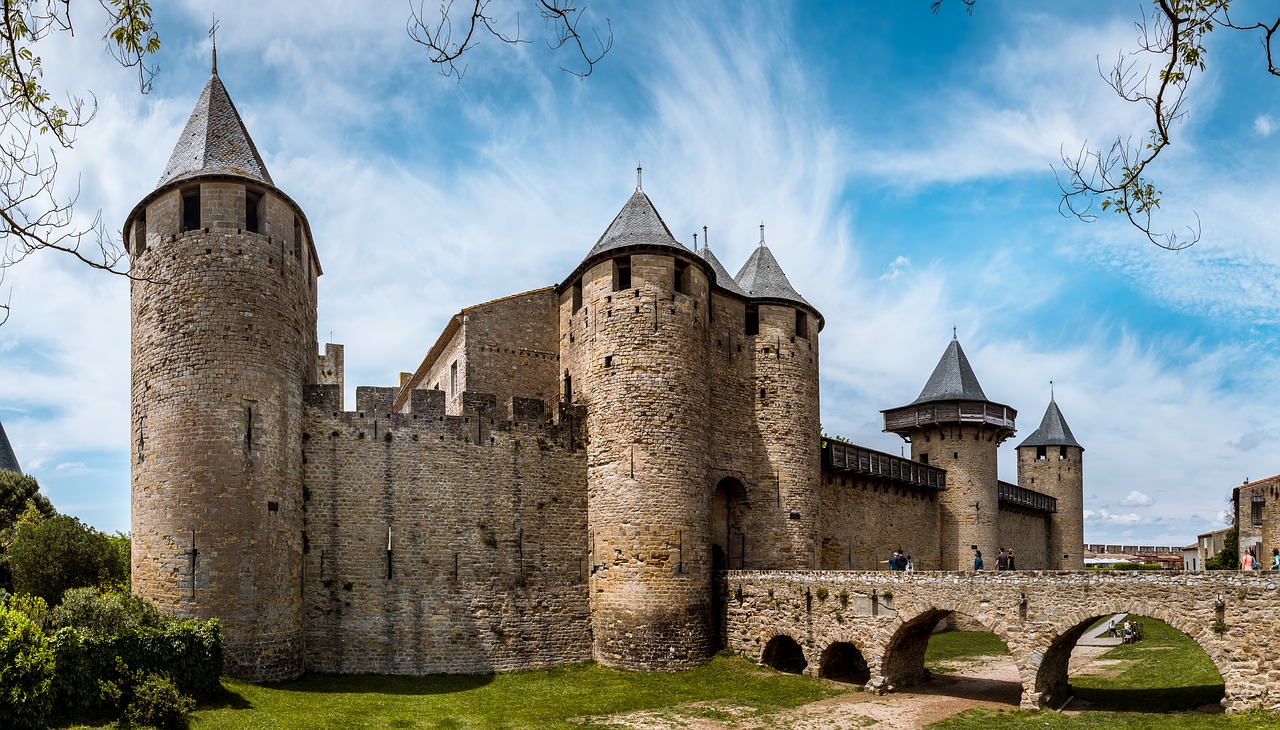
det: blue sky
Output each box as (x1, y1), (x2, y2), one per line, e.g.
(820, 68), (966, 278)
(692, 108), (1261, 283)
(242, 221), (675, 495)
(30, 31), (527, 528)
(1, 1), (1278, 548)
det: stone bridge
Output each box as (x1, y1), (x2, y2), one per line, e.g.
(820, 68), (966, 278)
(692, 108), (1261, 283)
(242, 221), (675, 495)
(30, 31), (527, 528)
(723, 570), (1280, 713)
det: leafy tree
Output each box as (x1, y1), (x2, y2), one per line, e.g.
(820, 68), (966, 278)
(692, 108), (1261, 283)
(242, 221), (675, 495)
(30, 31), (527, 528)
(0, 601), (54, 730)
(0, 471), (54, 532)
(1205, 526), (1239, 570)
(5, 504), (126, 603)
(0, 0), (160, 324)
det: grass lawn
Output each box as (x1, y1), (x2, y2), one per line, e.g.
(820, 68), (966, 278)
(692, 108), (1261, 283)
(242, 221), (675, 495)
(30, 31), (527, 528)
(930, 617), (1246, 730)
(180, 654), (842, 729)
(926, 629), (1011, 673)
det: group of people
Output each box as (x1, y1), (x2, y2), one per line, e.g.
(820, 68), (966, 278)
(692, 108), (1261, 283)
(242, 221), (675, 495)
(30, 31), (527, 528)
(1240, 547), (1280, 570)
(883, 550), (914, 572)
(1105, 618), (1143, 643)
(971, 547), (1018, 571)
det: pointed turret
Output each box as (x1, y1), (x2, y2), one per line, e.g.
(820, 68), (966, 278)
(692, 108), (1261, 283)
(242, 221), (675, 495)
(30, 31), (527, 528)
(912, 336), (988, 405)
(882, 335), (1016, 570)
(156, 69), (273, 187)
(734, 226), (810, 308)
(698, 243), (746, 296)
(1018, 397), (1083, 450)
(0, 420), (20, 473)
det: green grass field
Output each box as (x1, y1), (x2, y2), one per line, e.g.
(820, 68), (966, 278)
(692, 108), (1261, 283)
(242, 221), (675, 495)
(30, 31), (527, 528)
(184, 654), (839, 729)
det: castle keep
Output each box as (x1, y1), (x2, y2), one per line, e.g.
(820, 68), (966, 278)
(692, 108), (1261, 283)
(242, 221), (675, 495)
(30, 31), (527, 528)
(127, 67), (1085, 681)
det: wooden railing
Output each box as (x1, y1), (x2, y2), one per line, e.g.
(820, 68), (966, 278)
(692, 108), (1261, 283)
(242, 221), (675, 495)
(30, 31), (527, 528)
(998, 481), (1057, 513)
(821, 438), (946, 491)
(883, 400), (1016, 433)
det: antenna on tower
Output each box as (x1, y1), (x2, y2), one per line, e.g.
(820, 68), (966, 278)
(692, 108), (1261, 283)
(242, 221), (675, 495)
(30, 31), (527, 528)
(209, 15), (220, 73)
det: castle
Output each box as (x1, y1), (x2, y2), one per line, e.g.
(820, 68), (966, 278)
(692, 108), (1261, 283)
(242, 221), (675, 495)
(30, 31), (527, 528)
(126, 66), (1085, 681)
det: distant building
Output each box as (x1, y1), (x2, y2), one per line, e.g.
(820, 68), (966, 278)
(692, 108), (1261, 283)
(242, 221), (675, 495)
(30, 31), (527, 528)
(1196, 526), (1232, 569)
(1182, 543), (1201, 571)
(1234, 477), (1280, 567)
(0, 419), (20, 474)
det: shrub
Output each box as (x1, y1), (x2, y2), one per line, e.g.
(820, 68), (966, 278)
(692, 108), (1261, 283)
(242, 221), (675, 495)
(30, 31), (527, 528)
(123, 672), (195, 730)
(48, 587), (166, 634)
(4, 593), (50, 632)
(0, 603), (55, 730)
(7, 506), (126, 604)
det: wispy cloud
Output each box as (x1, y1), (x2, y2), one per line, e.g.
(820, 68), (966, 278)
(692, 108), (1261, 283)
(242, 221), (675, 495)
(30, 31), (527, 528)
(1256, 114), (1276, 137)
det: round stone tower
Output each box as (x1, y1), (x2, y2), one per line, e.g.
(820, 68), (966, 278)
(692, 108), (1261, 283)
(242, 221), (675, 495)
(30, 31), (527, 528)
(1017, 395), (1084, 569)
(883, 336), (1016, 570)
(559, 178), (716, 670)
(734, 226), (823, 569)
(126, 63), (319, 680)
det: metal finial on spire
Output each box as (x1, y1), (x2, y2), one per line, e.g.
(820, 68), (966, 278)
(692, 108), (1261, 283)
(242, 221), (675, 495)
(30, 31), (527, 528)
(1050, 380), (1055, 401)
(636, 163), (642, 191)
(693, 232), (698, 250)
(952, 326), (957, 340)
(703, 225), (708, 250)
(210, 15), (220, 73)
(759, 221), (765, 247)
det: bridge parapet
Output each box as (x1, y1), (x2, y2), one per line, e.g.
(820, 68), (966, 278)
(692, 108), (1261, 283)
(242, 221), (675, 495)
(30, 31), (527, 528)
(723, 569), (1280, 714)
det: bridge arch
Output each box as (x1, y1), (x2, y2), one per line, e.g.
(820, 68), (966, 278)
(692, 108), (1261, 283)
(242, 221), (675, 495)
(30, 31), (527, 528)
(760, 633), (807, 674)
(1035, 602), (1228, 710)
(818, 638), (872, 684)
(881, 600), (1016, 691)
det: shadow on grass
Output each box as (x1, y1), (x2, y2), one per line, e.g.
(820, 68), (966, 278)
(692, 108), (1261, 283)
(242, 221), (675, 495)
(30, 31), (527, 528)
(914, 673), (1023, 707)
(265, 673), (496, 696)
(195, 684), (254, 712)
(1073, 683), (1225, 713)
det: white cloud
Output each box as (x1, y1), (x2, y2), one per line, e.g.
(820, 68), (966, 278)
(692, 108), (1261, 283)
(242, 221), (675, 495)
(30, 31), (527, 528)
(880, 256), (911, 280)
(1256, 114), (1276, 137)
(1086, 509), (1144, 525)
(1119, 490), (1154, 507)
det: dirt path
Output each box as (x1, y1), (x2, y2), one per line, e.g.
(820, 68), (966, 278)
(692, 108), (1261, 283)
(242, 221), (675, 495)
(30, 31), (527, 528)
(583, 645), (1119, 730)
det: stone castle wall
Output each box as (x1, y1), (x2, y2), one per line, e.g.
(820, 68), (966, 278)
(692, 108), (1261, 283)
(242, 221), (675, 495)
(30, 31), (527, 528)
(1018, 445), (1084, 569)
(995, 507), (1049, 569)
(130, 179), (318, 681)
(910, 424), (1002, 570)
(300, 385), (590, 674)
(818, 473), (942, 570)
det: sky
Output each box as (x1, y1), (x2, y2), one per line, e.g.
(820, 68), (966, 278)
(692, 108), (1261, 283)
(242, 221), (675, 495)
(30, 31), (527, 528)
(1, 0), (1278, 548)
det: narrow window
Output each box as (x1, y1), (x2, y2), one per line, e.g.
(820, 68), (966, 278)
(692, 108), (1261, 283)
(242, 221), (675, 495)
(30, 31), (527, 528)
(571, 281), (582, 313)
(604, 355), (613, 368)
(1036, 445), (1047, 460)
(564, 372), (573, 403)
(181, 187), (200, 232)
(450, 360), (458, 397)
(919, 453), (929, 465)
(133, 214), (147, 256)
(613, 256), (632, 291)
(245, 189), (263, 233)
(795, 309), (808, 339)
(1252, 495), (1265, 526)
(674, 259), (689, 294)
(1059, 445), (1068, 460)
(745, 305), (759, 336)
(293, 219), (303, 259)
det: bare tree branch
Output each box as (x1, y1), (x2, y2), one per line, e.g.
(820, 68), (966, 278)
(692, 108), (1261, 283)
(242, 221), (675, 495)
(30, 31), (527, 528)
(407, 0), (611, 79)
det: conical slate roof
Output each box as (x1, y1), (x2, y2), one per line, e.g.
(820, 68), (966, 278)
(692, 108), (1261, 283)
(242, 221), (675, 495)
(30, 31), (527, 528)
(912, 337), (989, 405)
(156, 70), (273, 188)
(734, 243), (810, 307)
(0, 420), (21, 473)
(699, 245), (746, 296)
(1018, 398), (1083, 449)
(585, 189), (684, 259)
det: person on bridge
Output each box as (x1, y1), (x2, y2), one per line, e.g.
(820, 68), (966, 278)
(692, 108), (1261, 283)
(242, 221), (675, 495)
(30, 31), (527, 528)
(1007, 548), (1016, 571)
(973, 550), (984, 571)
(1243, 549), (1256, 571)
(1271, 548), (1279, 570)
(905, 555), (915, 572)
(996, 548), (1009, 571)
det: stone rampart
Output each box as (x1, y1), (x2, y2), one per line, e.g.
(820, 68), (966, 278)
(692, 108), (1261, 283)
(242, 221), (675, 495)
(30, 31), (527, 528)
(725, 569), (1280, 713)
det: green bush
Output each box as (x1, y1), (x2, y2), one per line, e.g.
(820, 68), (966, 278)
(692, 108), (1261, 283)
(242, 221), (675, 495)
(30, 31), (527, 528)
(0, 603), (55, 730)
(48, 587), (166, 634)
(123, 672), (195, 729)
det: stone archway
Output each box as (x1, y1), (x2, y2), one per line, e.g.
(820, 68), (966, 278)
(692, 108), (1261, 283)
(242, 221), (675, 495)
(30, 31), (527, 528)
(819, 641), (870, 684)
(761, 635), (807, 674)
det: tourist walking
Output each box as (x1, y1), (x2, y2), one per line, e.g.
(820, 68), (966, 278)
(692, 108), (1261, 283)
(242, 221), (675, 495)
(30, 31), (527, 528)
(996, 548), (1009, 571)
(973, 549), (984, 571)
(1007, 548), (1016, 571)
(905, 555), (915, 572)
(1272, 548), (1279, 570)
(1244, 548), (1257, 571)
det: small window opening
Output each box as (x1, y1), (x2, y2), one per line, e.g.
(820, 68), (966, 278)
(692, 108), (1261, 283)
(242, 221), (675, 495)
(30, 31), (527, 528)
(245, 189), (263, 233)
(674, 259), (689, 294)
(604, 355), (614, 368)
(795, 309), (808, 339)
(952, 451), (959, 459)
(919, 453), (929, 465)
(1251, 495), (1265, 526)
(613, 256), (632, 291)
(181, 188), (200, 232)
(746, 305), (759, 336)
(293, 219), (303, 259)
(1059, 445), (1068, 460)
(450, 361), (458, 397)
(1036, 445), (1047, 460)
(133, 215), (147, 256)
(572, 281), (583, 313)
(759, 388), (766, 399)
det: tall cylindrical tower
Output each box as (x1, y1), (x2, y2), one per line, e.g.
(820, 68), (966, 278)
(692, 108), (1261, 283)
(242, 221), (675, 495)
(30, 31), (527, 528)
(1017, 397), (1085, 569)
(126, 66), (320, 680)
(734, 229), (823, 569)
(560, 184), (716, 670)
(883, 337), (1015, 570)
